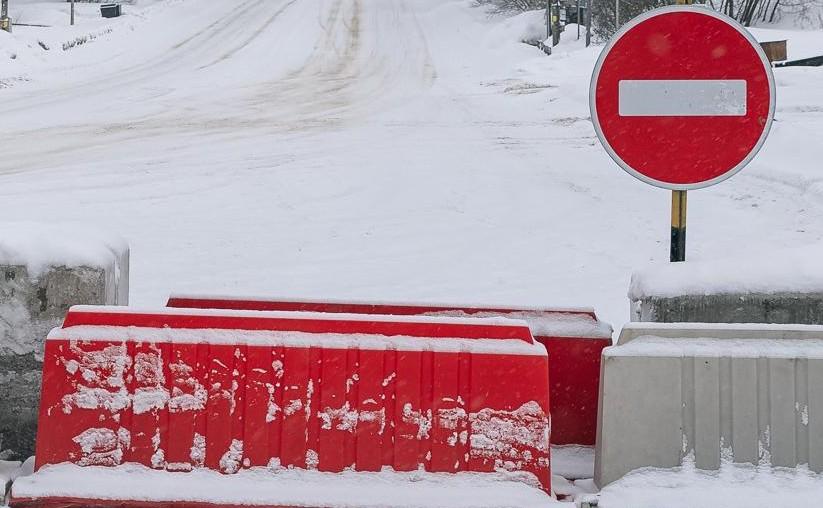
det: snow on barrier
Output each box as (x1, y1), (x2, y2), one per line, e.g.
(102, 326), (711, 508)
(166, 295), (613, 446)
(595, 322), (823, 486)
(11, 306), (553, 508)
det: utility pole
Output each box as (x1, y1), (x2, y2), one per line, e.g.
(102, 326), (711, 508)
(1, 0), (10, 33)
(71, 0), (75, 26)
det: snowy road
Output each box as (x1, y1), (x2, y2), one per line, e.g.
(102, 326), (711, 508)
(0, 0), (822, 329)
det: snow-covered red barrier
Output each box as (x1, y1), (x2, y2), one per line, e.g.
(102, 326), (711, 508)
(167, 295), (613, 446)
(11, 306), (552, 508)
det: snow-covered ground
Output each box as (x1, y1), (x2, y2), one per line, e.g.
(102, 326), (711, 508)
(596, 458), (823, 508)
(1, 0), (823, 505)
(0, 0), (822, 333)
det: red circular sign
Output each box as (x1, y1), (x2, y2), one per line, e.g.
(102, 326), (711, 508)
(590, 7), (775, 190)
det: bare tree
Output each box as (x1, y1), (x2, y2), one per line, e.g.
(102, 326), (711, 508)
(592, 0), (670, 40)
(473, 0), (547, 15)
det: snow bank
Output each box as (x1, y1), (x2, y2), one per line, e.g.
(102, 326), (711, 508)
(0, 0), (172, 81)
(13, 463), (561, 508)
(550, 445), (594, 480)
(0, 222), (128, 276)
(629, 243), (823, 299)
(597, 460), (823, 508)
(484, 10), (548, 46)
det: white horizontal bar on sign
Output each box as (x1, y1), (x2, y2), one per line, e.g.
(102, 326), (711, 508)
(618, 79), (747, 116)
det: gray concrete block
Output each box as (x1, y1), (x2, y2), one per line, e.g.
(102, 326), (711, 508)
(0, 353), (39, 463)
(595, 323), (823, 486)
(631, 292), (823, 325)
(0, 252), (128, 460)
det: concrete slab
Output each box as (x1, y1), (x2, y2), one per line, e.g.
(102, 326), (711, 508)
(632, 292), (823, 324)
(595, 322), (823, 486)
(629, 259), (823, 324)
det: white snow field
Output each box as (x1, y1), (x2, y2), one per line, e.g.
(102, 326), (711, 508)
(1, 0), (823, 505)
(1, 0), (821, 333)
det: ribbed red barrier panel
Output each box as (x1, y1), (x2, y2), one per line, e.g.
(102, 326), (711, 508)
(167, 296), (612, 446)
(16, 306), (550, 508)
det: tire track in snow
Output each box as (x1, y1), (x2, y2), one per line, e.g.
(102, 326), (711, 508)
(196, 0), (300, 70)
(0, 0), (438, 175)
(244, 0), (435, 130)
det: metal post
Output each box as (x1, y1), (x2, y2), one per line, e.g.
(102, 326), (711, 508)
(577, 0), (581, 39)
(71, 0), (75, 26)
(1, 0), (9, 33)
(552, 1), (561, 46)
(546, 0), (551, 41)
(615, 0), (619, 31)
(586, 0), (591, 46)
(670, 190), (687, 262)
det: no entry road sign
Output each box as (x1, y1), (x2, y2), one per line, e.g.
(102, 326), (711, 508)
(590, 6), (776, 190)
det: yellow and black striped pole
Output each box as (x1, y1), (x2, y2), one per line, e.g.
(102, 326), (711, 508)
(670, 190), (687, 262)
(670, 0), (691, 262)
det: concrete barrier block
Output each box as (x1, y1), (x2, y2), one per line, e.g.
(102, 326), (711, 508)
(631, 292), (823, 324)
(629, 255), (823, 324)
(595, 323), (823, 486)
(0, 224), (128, 460)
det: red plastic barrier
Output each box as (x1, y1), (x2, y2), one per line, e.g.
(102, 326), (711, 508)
(167, 296), (613, 446)
(13, 306), (551, 508)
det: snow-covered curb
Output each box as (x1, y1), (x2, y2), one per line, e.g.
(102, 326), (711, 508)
(0, 222), (128, 277)
(12, 463), (561, 507)
(597, 459), (823, 508)
(629, 243), (823, 299)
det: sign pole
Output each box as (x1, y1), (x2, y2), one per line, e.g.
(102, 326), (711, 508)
(667, 0), (692, 262)
(71, 0), (75, 26)
(551, 1), (561, 46)
(670, 190), (687, 262)
(589, 6), (776, 266)
(1, 0), (9, 33)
